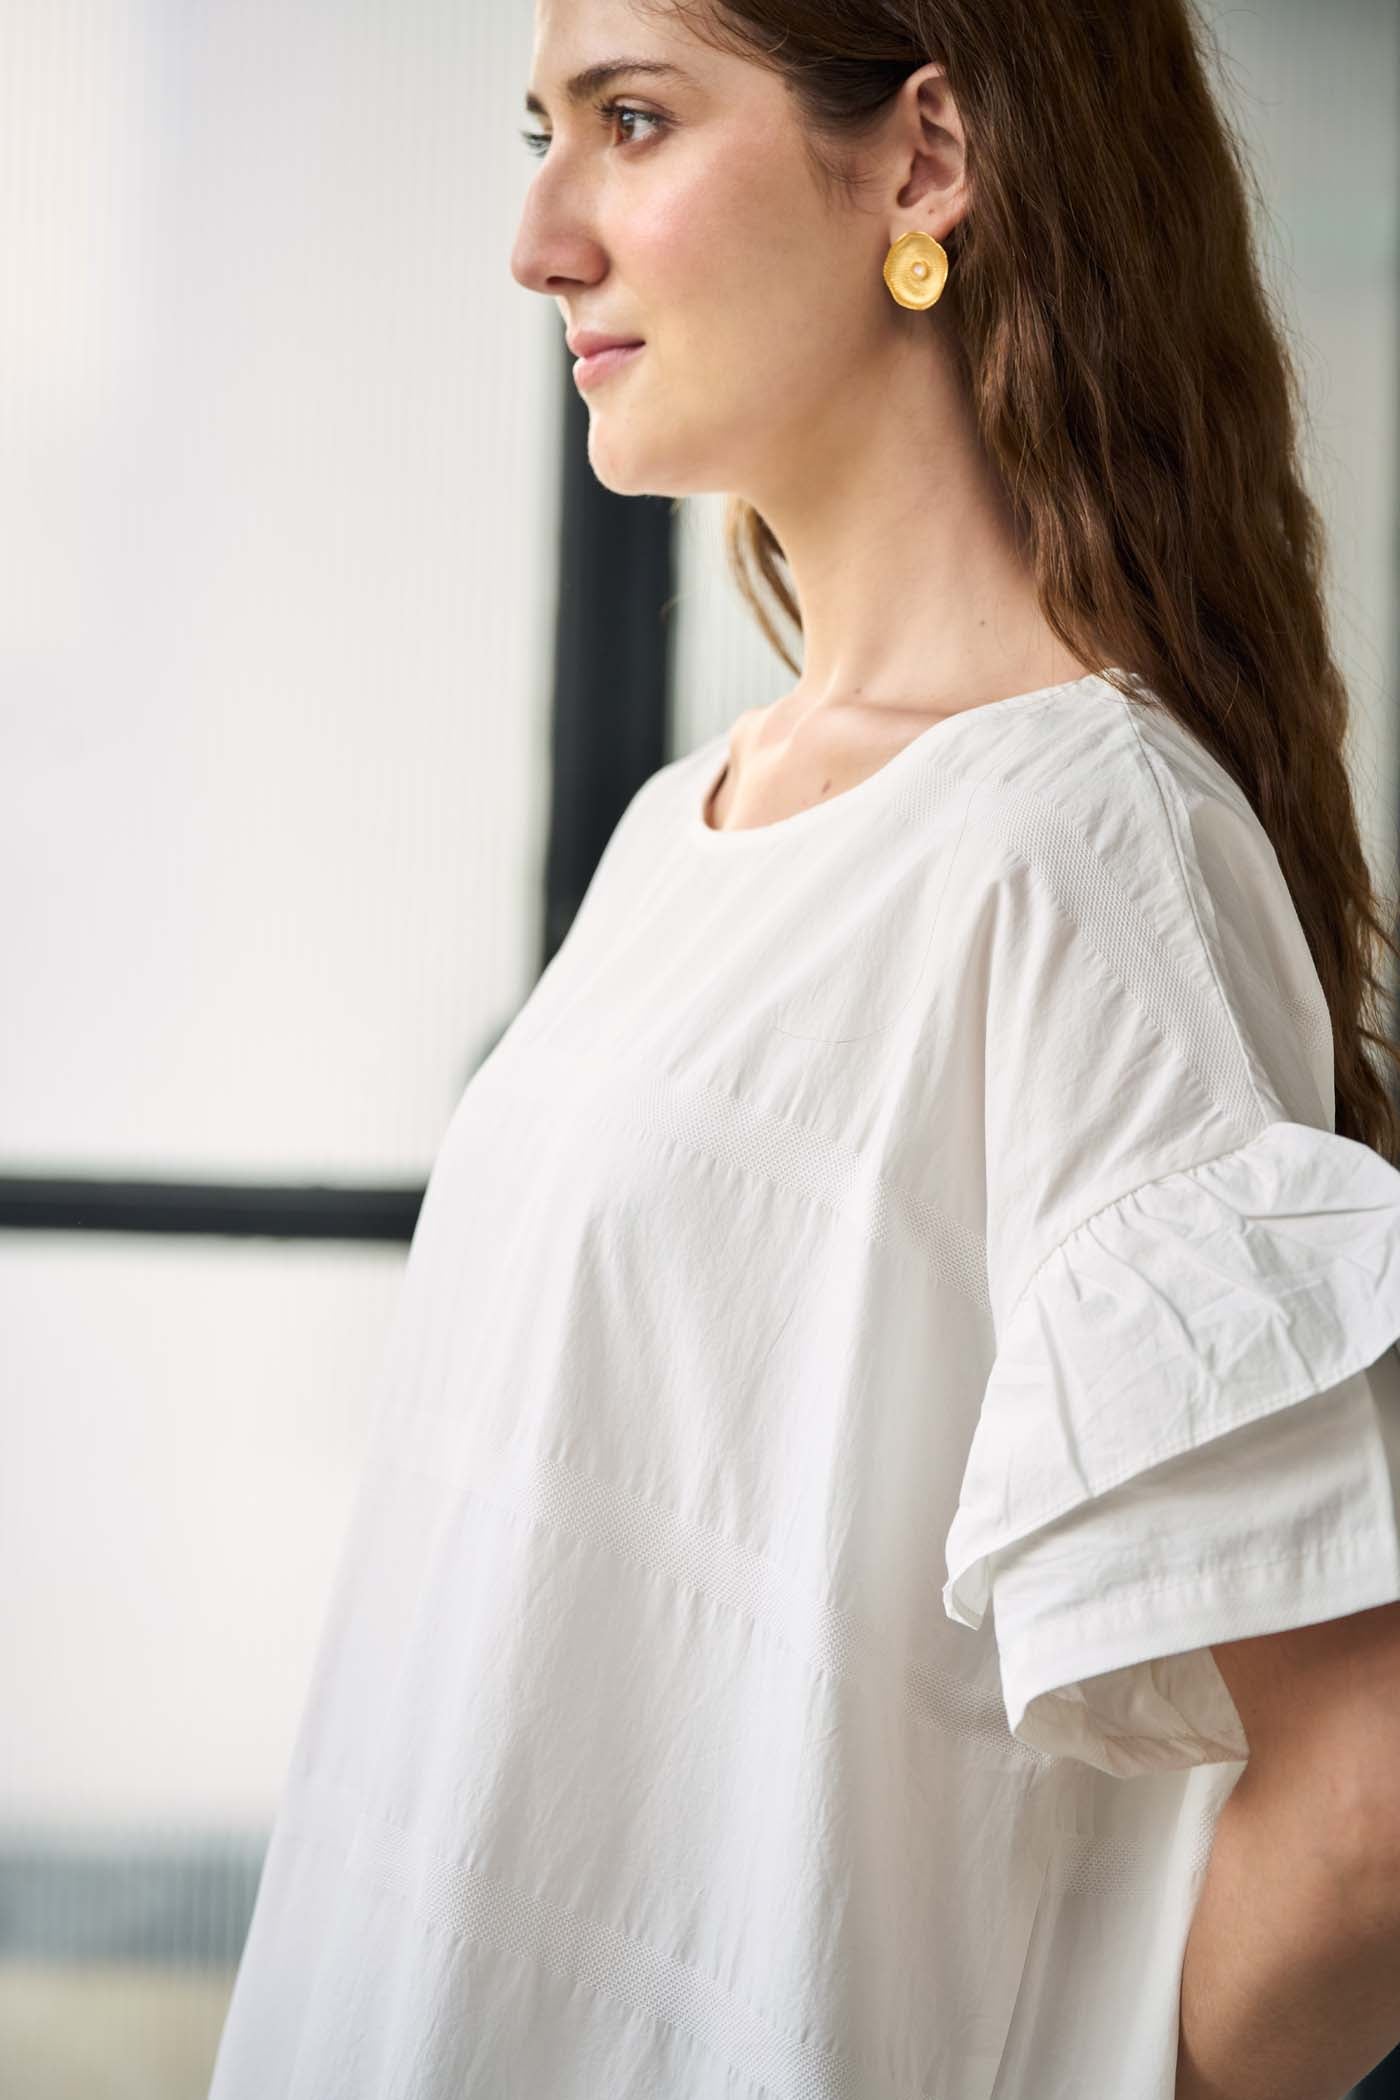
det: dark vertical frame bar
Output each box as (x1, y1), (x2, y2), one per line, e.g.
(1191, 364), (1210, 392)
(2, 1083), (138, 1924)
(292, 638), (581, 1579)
(540, 336), (675, 971)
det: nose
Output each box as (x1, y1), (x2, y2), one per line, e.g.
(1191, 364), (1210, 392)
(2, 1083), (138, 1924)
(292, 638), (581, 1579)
(509, 219), (551, 298)
(510, 185), (600, 302)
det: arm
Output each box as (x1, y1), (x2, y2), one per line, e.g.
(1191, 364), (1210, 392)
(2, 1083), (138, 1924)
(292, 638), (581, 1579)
(1175, 1602), (1400, 2100)
(1174, 1753), (1400, 2099)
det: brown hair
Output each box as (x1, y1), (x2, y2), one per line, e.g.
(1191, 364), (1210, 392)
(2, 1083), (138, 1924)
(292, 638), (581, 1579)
(648, 0), (1400, 1162)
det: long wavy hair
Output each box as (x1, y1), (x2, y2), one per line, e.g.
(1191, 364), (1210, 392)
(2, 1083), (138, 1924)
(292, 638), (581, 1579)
(646, 0), (1400, 1163)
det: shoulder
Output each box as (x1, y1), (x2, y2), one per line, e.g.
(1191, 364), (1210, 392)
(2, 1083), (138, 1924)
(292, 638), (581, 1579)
(962, 672), (1255, 873)
(943, 677), (1223, 987)
(960, 673), (1333, 1131)
(975, 677), (1319, 1006)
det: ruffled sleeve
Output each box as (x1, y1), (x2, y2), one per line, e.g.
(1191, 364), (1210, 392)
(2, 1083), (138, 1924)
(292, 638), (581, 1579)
(939, 698), (1400, 1777)
(942, 1122), (1400, 1776)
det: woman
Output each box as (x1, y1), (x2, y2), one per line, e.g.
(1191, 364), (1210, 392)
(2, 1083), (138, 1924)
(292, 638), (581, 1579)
(209, 3), (1400, 2097)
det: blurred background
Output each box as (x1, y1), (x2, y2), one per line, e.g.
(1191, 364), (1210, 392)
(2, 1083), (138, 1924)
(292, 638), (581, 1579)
(1, 2), (1396, 2095)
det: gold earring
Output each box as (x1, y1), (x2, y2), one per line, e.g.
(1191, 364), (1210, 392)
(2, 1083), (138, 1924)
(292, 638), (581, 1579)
(883, 229), (949, 310)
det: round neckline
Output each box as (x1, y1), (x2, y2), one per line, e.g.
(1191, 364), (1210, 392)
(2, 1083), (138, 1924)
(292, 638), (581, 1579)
(688, 669), (1121, 848)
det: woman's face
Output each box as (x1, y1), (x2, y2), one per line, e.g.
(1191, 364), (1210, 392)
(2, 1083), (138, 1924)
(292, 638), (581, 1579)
(510, 0), (890, 501)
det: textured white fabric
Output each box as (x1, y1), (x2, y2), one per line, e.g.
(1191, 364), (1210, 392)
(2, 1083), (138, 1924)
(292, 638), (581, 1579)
(208, 669), (1400, 2100)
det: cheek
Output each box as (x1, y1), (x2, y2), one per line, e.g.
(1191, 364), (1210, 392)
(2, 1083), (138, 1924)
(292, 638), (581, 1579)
(631, 150), (796, 295)
(625, 184), (730, 292)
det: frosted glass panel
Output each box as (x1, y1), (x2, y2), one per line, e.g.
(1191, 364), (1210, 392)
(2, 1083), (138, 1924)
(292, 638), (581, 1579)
(0, 0), (560, 1182)
(1, 1231), (405, 1831)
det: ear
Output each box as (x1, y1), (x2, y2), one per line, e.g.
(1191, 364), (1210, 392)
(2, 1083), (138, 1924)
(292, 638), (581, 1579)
(887, 60), (968, 241)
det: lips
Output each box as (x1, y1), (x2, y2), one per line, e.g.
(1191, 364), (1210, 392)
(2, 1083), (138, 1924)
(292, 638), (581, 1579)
(572, 342), (645, 390)
(567, 331), (645, 359)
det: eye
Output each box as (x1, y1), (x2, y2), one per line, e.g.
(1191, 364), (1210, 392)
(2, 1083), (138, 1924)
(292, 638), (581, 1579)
(519, 98), (670, 159)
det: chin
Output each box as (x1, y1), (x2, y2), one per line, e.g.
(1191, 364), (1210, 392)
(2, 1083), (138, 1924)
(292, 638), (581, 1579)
(587, 439), (728, 507)
(584, 449), (656, 498)
(582, 430), (666, 498)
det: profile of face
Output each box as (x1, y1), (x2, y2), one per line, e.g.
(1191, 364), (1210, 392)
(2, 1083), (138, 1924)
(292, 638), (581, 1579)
(510, 0), (963, 507)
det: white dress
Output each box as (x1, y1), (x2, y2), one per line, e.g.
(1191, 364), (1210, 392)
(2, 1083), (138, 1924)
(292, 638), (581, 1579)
(207, 669), (1400, 2100)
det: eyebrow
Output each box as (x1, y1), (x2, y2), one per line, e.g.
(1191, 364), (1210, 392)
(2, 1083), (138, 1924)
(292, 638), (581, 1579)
(523, 59), (697, 119)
